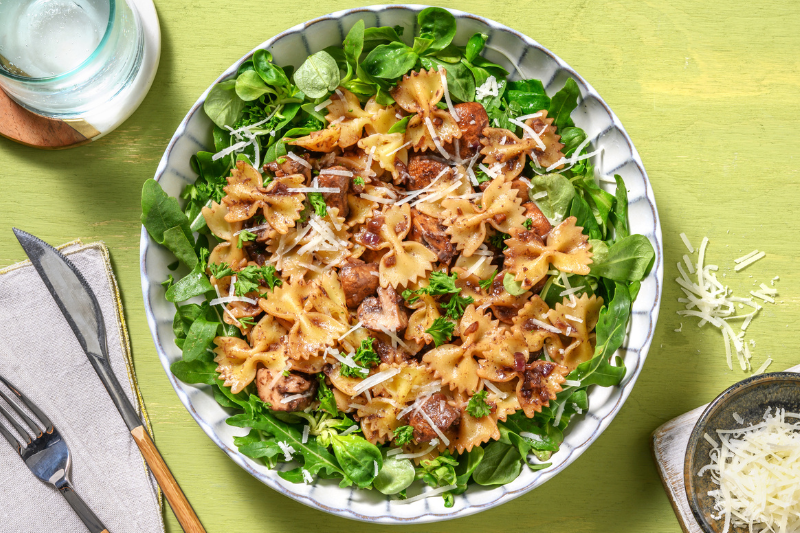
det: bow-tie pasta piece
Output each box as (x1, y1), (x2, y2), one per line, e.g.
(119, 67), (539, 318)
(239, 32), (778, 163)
(516, 360), (569, 417)
(547, 293), (604, 370)
(503, 216), (593, 289)
(442, 178), (527, 257)
(391, 69), (461, 153)
(376, 203), (438, 289)
(213, 314), (287, 393)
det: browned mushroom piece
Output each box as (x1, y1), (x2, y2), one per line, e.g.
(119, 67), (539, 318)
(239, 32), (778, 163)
(522, 201), (552, 238)
(255, 367), (318, 411)
(339, 259), (380, 308)
(408, 393), (462, 443)
(317, 166), (351, 217)
(263, 156), (312, 181)
(408, 208), (456, 264)
(373, 337), (412, 365)
(357, 285), (409, 332)
(407, 155), (452, 190)
(447, 102), (490, 160)
(393, 159), (412, 188)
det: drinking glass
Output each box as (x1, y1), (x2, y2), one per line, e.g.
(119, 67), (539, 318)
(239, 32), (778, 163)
(0, 0), (144, 118)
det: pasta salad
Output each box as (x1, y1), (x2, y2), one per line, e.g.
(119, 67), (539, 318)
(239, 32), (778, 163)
(141, 7), (655, 505)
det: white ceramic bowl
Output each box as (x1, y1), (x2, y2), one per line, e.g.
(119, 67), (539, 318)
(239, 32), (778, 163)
(140, 4), (663, 523)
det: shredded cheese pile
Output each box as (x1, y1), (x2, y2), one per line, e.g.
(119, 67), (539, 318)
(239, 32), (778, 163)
(698, 408), (800, 533)
(675, 234), (777, 373)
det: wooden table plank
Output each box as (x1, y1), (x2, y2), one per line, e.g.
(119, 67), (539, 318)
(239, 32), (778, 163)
(1, 1), (799, 531)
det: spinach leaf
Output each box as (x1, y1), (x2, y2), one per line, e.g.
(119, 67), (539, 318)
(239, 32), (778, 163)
(420, 58), (475, 102)
(172, 303), (203, 339)
(141, 179), (200, 269)
(165, 263), (214, 303)
(161, 226), (198, 269)
(233, 429), (283, 462)
(417, 7), (457, 52)
(170, 359), (218, 385)
(374, 452), (415, 495)
(181, 316), (220, 361)
(507, 79), (550, 114)
(503, 272), (527, 296)
(611, 174), (629, 240)
(569, 194), (603, 240)
(362, 25), (404, 53)
(465, 33), (487, 63)
(590, 234), (655, 282)
(472, 441), (523, 486)
(412, 37), (434, 55)
(293, 50), (340, 99)
(580, 355), (627, 387)
(572, 175), (614, 225)
(560, 126), (587, 157)
(204, 79), (246, 128)
(363, 42), (418, 79)
(235, 70), (273, 101)
(343, 20), (365, 80)
(227, 409), (345, 480)
(529, 174), (576, 222)
(387, 114), (412, 134)
(253, 49), (291, 88)
(547, 78), (580, 130)
(589, 239), (609, 264)
(330, 434), (382, 488)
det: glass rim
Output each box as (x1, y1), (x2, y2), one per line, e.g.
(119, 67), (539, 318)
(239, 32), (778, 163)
(0, 0), (117, 83)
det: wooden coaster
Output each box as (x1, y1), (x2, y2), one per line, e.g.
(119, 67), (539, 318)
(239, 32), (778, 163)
(0, 88), (98, 149)
(651, 364), (800, 533)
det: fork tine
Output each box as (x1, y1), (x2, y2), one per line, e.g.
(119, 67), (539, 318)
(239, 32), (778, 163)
(0, 402), (28, 451)
(0, 375), (51, 433)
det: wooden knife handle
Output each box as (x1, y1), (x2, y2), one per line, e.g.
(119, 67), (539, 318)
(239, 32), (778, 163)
(131, 425), (206, 533)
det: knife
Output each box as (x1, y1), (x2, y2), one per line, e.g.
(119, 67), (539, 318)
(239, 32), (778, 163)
(13, 229), (205, 533)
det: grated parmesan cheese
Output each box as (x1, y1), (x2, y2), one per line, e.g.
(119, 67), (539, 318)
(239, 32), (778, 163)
(475, 75), (499, 99)
(277, 441), (296, 462)
(351, 367), (402, 396)
(698, 408), (800, 533)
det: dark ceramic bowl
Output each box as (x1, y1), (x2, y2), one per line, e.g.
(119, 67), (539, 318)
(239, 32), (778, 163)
(684, 372), (800, 533)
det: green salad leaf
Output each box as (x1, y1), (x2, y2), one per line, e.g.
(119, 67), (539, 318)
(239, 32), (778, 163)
(294, 50), (341, 99)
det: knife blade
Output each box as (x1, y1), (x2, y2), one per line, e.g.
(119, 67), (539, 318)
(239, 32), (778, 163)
(13, 229), (205, 533)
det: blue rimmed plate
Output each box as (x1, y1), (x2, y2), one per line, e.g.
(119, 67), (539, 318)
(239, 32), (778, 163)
(140, 4), (663, 523)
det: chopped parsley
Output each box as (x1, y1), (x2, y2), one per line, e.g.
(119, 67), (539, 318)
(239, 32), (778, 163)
(208, 262), (283, 296)
(426, 317), (456, 347)
(237, 229), (257, 248)
(441, 293), (475, 319)
(478, 269), (498, 291)
(316, 375), (338, 416)
(339, 361), (369, 378)
(353, 177), (365, 186)
(277, 157), (287, 164)
(393, 425), (414, 445)
(307, 192), (328, 217)
(466, 390), (492, 418)
(488, 232), (510, 250)
(339, 338), (379, 378)
(523, 218), (533, 230)
(474, 170), (491, 184)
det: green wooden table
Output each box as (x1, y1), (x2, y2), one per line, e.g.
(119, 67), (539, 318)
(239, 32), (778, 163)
(2, 1), (798, 530)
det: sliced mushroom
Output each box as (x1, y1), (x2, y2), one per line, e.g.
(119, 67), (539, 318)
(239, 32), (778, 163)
(357, 285), (409, 332)
(255, 367), (318, 412)
(339, 259), (380, 308)
(409, 208), (456, 264)
(408, 393), (461, 443)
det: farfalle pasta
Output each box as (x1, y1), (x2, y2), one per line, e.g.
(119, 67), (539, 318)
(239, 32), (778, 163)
(144, 8), (654, 506)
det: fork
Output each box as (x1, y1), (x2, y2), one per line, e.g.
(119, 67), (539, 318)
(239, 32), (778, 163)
(0, 375), (108, 533)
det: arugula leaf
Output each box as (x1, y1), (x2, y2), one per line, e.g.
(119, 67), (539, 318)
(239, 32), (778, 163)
(181, 317), (220, 361)
(579, 355), (627, 387)
(472, 441), (523, 486)
(170, 359), (218, 385)
(547, 78), (580, 130)
(466, 390), (492, 418)
(294, 50), (340, 99)
(393, 425), (414, 445)
(165, 263), (214, 303)
(237, 229), (257, 248)
(233, 429), (283, 463)
(426, 317), (455, 347)
(417, 7), (457, 52)
(330, 434), (382, 488)
(569, 194), (603, 240)
(387, 115), (412, 134)
(529, 174), (575, 222)
(610, 174), (629, 240)
(363, 42), (418, 79)
(478, 269), (498, 291)
(308, 192), (328, 217)
(227, 409), (346, 480)
(204, 79), (246, 128)
(590, 235), (655, 282)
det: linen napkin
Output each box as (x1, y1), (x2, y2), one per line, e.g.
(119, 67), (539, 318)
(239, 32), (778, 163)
(0, 240), (165, 533)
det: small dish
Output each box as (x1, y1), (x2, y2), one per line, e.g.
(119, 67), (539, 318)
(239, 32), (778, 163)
(684, 372), (800, 533)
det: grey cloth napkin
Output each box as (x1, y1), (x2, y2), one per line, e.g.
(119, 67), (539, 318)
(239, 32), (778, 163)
(0, 241), (164, 533)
